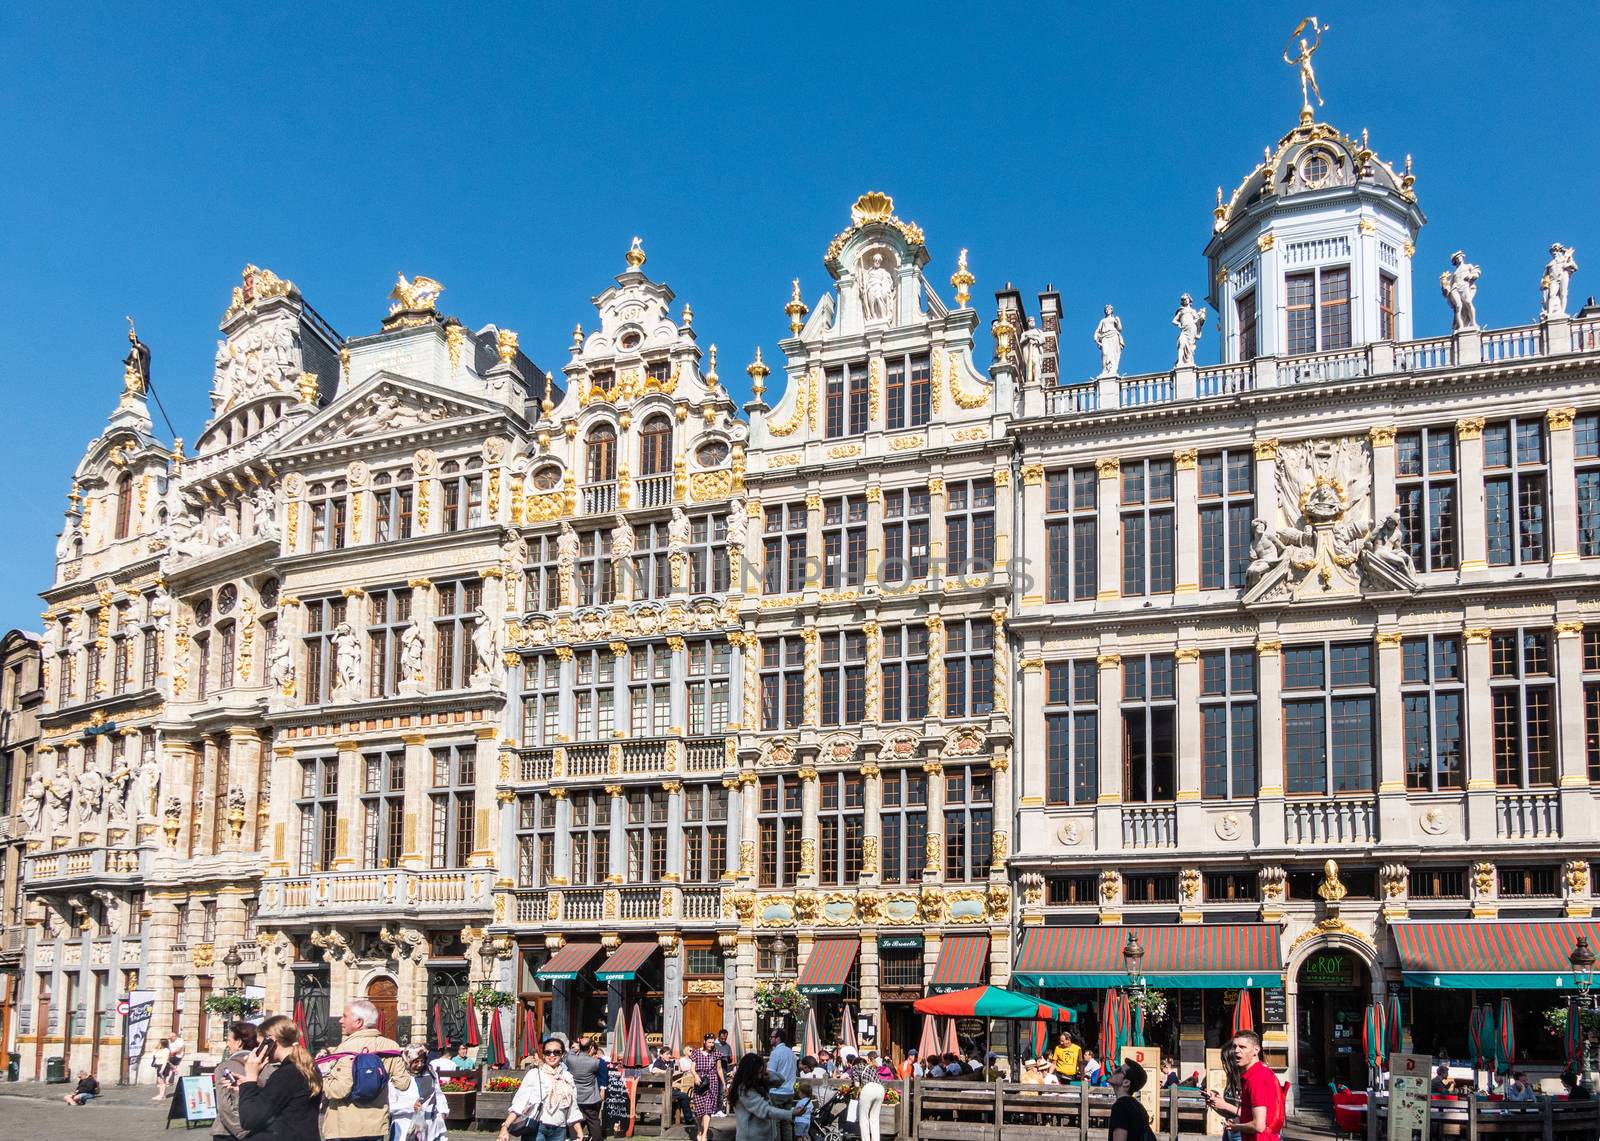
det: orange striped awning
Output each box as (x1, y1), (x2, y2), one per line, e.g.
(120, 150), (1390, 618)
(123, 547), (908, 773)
(536, 941), (604, 980)
(929, 935), (990, 994)
(1392, 919), (1600, 989)
(796, 938), (860, 995)
(595, 941), (659, 982)
(1012, 924), (1279, 989)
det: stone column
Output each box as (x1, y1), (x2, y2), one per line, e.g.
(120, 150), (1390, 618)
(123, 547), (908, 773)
(1370, 426), (1398, 517)
(1016, 656), (1046, 806)
(858, 930), (880, 1034)
(798, 767), (820, 885)
(400, 734), (429, 867)
(1456, 418), (1487, 571)
(993, 465), (1014, 573)
(472, 727), (498, 865)
(738, 773), (758, 882)
(550, 788), (572, 884)
(663, 780), (685, 882)
(268, 745), (297, 872)
(606, 785), (625, 883)
(1095, 458), (1120, 601)
(333, 739), (361, 868)
(1255, 635), (1286, 847)
(165, 741), (196, 856)
(1173, 645), (1205, 847)
(1374, 629), (1412, 842)
(1555, 620), (1594, 836)
(1548, 407), (1581, 567)
(226, 728), (263, 852)
(721, 779), (742, 880)
(1173, 450), (1200, 595)
(1461, 624), (1497, 841)
(731, 933), (756, 1047)
(1253, 440), (1280, 533)
(667, 635), (687, 737)
(1094, 650), (1122, 850)
(805, 490), (824, 593)
(927, 474), (947, 580)
(860, 761), (883, 885)
(1019, 465), (1047, 608)
(922, 758), (946, 880)
(660, 934), (683, 1036)
(145, 893), (184, 1046)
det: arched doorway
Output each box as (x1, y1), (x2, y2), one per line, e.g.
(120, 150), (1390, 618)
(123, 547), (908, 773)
(366, 977), (399, 1040)
(1294, 946), (1371, 1091)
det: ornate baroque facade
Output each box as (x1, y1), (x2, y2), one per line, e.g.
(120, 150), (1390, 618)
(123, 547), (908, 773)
(9, 74), (1600, 1093)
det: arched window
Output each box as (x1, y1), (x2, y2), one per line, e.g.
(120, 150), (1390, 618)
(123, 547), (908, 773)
(586, 425), (617, 483)
(639, 416), (673, 476)
(114, 472), (134, 539)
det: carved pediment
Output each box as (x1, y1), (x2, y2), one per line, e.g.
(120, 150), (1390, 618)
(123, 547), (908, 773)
(282, 375), (499, 449)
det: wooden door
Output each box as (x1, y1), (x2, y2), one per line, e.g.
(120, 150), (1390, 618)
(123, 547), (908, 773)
(683, 996), (723, 1048)
(367, 977), (399, 1039)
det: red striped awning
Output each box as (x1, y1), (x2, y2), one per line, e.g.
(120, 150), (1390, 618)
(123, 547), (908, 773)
(797, 938), (860, 995)
(536, 941), (604, 980)
(1392, 919), (1600, 990)
(595, 941), (659, 982)
(1012, 924), (1279, 989)
(929, 935), (990, 994)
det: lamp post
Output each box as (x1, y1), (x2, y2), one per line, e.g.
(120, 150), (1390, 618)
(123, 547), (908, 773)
(221, 946), (243, 996)
(1572, 936), (1597, 1078)
(1123, 929), (1148, 1043)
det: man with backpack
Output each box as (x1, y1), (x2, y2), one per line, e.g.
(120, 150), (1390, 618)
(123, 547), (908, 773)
(1203, 1030), (1284, 1141)
(320, 999), (413, 1141)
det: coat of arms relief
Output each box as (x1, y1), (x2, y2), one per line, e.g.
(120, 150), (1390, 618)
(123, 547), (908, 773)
(1243, 435), (1418, 604)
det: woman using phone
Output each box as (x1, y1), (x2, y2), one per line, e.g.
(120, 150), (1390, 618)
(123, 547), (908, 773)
(238, 1015), (322, 1141)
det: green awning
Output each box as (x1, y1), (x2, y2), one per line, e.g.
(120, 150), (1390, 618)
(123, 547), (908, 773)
(1393, 919), (1600, 990)
(594, 941), (659, 982)
(1012, 924), (1280, 990)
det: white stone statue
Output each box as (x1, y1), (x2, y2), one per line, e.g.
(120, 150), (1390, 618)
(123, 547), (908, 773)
(1020, 318), (1050, 384)
(165, 512), (209, 560)
(133, 746), (162, 822)
(44, 775), (73, 833)
(1440, 251), (1482, 331)
(342, 391), (408, 437)
(56, 521), (84, 563)
(610, 513), (635, 563)
(92, 890), (120, 935)
(212, 341), (236, 407)
(106, 757), (132, 822)
(77, 763), (107, 824)
(251, 486), (280, 541)
(267, 635), (295, 694)
(332, 622), (362, 697)
(726, 498), (749, 550)
(212, 515), (238, 547)
(556, 520), (580, 570)
(469, 606), (498, 681)
(1172, 293), (1207, 367)
(859, 252), (896, 323)
(1094, 305), (1125, 377)
(501, 530), (529, 575)
(399, 622), (426, 688)
(1245, 518), (1285, 586)
(1542, 243), (1579, 320)
(20, 772), (45, 833)
(1361, 512), (1416, 579)
(667, 505), (692, 556)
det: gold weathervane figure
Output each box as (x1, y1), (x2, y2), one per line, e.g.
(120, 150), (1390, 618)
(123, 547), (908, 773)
(1283, 16), (1329, 124)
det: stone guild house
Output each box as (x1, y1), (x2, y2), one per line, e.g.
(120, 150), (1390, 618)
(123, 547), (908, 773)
(6, 84), (1600, 1098)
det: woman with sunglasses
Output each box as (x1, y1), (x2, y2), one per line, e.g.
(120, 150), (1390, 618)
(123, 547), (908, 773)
(499, 1039), (585, 1141)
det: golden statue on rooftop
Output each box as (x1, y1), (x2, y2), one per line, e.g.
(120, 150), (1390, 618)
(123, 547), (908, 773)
(1283, 16), (1329, 125)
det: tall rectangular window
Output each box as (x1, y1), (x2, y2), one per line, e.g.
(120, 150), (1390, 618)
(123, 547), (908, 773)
(218, 623), (236, 690)
(824, 361), (869, 438)
(1282, 641), (1375, 794)
(817, 772), (864, 887)
(433, 579), (484, 691)
(1401, 634), (1464, 791)
(573, 647), (616, 741)
(1045, 660), (1098, 805)
(515, 793), (557, 888)
(360, 749), (405, 869)
(1584, 628), (1600, 782)
(880, 623), (929, 723)
(373, 468), (414, 543)
(1484, 418), (1549, 566)
(879, 767), (928, 885)
(758, 775), (802, 888)
(1490, 628), (1556, 788)
(1397, 427), (1459, 571)
(882, 487), (931, 586)
(760, 636), (804, 730)
(111, 605), (132, 694)
(521, 653), (561, 747)
(943, 766), (993, 882)
(576, 528), (614, 605)
(762, 503), (808, 594)
(569, 790), (611, 885)
(1046, 468), (1097, 602)
(823, 496), (867, 589)
(686, 639), (731, 736)
(689, 511), (730, 595)
(1122, 654), (1176, 802)
(301, 597), (346, 705)
(296, 757), (339, 873)
(944, 479), (996, 577)
(1237, 290), (1258, 361)
(1378, 272), (1399, 340)
(628, 642), (672, 737)
(429, 744), (476, 868)
(367, 587), (413, 698)
(630, 520), (673, 601)
(309, 481), (349, 552)
(1575, 412), (1600, 558)
(1201, 648), (1258, 799)
(1319, 266), (1351, 349)
(1286, 272), (1317, 356)
(1121, 458), (1175, 596)
(1285, 266), (1353, 354)
(625, 789), (669, 882)
(944, 618), (994, 719)
(440, 459), (485, 532)
(683, 783), (728, 884)
(525, 532), (562, 612)
(885, 352), (932, 431)
(141, 594), (161, 689)
(1198, 450), (1254, 590)
(819, 630), (867, 727)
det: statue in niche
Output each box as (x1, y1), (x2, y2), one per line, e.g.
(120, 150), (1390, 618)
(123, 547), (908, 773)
(21, 771), (45, 834)
(107, 755), (132, 822)
(212, 515), (238, 547)
(859, 252), (896, 323)
(1020, 318), (1050, 384)
(556, 521), (580, 570)
(1172, 293), (1207, 367)
(77, 762), (107, 824)
(1440, 251), (1481, 331)
(332, 622), (362, 697)
(267, 635), (295, 695)
(725, 498), (748, 551)
(399, 622), (426, 691)
(44, 771), (73, 833)
(1542, 243), (1579, 320)
(1094, 305), (1125, 377)
(610, 513), (635, 563)
(667, 505), (691, 558)
(469, 607), (498, 681)
(134, 746), (162, 822)
(251, 486), (280, 541)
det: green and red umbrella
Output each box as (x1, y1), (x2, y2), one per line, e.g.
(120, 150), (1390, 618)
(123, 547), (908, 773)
(1101, 990), (1132, 1061)
(1362, 1003), (1388, 1074)
(1387, 992), (1403, 1055)
(1497, 997), (1515, 1074)
(1565, 1009), (1584, 1067)
(1469, 1003), (1496, 1073)
(914, 985), (1076, 1022)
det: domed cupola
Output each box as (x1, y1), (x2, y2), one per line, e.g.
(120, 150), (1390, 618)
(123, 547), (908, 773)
(1205, 20), (1427, 366)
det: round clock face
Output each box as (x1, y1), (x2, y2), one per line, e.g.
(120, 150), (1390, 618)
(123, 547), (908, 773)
(217, 584), (238, 614)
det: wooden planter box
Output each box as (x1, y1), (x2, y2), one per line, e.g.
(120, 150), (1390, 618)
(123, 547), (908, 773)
(443, 1089), (477, 1123)
(881, 1101), (900, 1136)
(475, 1091), (515, 1123)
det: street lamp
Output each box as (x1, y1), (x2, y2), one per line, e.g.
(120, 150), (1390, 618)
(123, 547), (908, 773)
(1571, 937), (1597, 1077)
(221, 946), (243, 996)
(1123, 929), (1148, 1028)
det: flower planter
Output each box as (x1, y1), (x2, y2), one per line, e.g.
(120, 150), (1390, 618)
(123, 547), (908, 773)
(475, 1091), (515, 1123)
(881, 1102), (900, 1136)
(443, 1089), (477, 1123)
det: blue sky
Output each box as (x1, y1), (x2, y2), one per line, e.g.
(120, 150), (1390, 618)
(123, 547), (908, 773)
(1, 3), (1596, 628)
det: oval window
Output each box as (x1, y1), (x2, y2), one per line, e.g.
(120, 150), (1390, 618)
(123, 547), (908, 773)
(531, 465), (562, 491)
(1301, 153), (1332, 187)
(695, 440), (730, 467)
(619, 330), (643, 351)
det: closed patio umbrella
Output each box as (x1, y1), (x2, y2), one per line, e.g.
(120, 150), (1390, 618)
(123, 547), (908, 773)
(841, 1004), (859, 1051)
(488, 1007), (509, 1068)
(1362, 1003), (1387, 1075)
(1233, 991), (1255, 1037)
(1497, 997), (1515, 1075)
(917, 1013), (941, 1063)
(1386, 992), (1403, 1055)
(664, 1001), (683, 1057)
(620, 1003), (651, 1069)
(1469, 1003), (1496, 1075)
(803, 1006), (821, 1059)
(1100, 991), (1119, 1062)
(942, 1015), (960, 1057)
(1565, 1007), (1583, 1067)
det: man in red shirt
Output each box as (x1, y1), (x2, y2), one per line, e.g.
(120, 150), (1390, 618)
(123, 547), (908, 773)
(1203, 1030), (1283, 1141)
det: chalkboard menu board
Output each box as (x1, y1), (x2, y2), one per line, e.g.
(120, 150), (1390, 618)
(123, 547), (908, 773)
(1262, 987), (1287, 1024)
(1180, 991), (1204, 1024)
